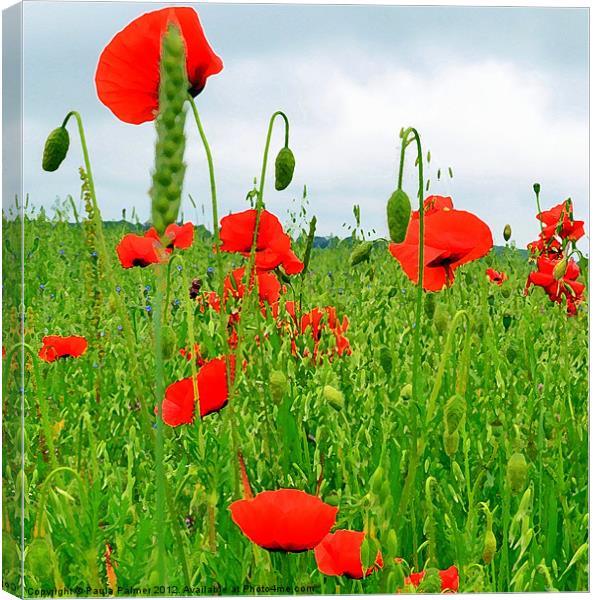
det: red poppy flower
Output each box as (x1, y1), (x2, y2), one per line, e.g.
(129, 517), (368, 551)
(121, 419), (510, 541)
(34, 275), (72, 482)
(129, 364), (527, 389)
(161, 356), (234, 426)
(95, 7), (223, 124)
(389, 205), (493, 292)
(527, 236), (562, 259)
(422, 195), (454, 215)
(403, 565), (459, 592)
(537, 200), (584, 242)
(219, 209), (304, 274)
(116, 233), (163, 268)
(39, 335), (88, 362)
(486, 268), (507, 286)
(145, 222), (194, 250)
(229, 489), (337, 552)
(179, 343), (205, 367)
(224, 267), (282, 307)
(314, 530), (383, 579)
(524, 256), (584, 315)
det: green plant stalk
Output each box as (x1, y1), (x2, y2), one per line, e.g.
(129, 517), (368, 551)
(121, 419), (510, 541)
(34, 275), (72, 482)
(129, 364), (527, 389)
(188, 96), (241, 497)
(62, 110), (153, 437)
(154, 262), (167, 585)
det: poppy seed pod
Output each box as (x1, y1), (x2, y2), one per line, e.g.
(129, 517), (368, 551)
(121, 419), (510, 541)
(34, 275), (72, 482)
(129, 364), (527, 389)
(275, 147), (295, 191)
(507, 452), (528, 494)
(150, 24), (188, 236)
(444, 394), (466, 435)
(42, 127), (70, 172)
(350, 241), (373, 266)
(482, 529), (497, 564)
(323, 385), (344, 411)
(443, 430), (459, 458)
(503, 224), (512, 242)
(386, 189), (411, 244)
(552, 258), (568, 281)
(269, 370), (287, 403)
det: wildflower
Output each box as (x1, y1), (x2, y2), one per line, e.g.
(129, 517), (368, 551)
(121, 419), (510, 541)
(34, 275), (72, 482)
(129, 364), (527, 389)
(145, 222), (194, 250)
(486, 268), (507, 286)
(95, 7), (223, 124)
(314, 530), (383, 579)
(537, 199), (584, 243)
(219, 209), (304, 275)
(145, 305), (152, 313)
(389, 197), (493, 292)
(117, 325), (123, 331)
(223, 267), (281, 315)
(207, 266), (214, 274)
(189, 278), (203, 300)
(401, 564), (459, 592)
(229, 489), (337, 552)
(38, 335), (88, 362)
(161, 356), (234, 426)
(115, 234), (163, 268)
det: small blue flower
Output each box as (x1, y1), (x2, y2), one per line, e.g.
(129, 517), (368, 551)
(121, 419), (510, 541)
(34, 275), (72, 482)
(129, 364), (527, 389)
(176, 265), (183, 272)
(327, 271), (333, 277)
(59, 249), (65, 256)
(92, 362), (99, 369)
(173, 299), (180, 306)
(207, 266), (214, 274)
(39, 284), (45, 290)
(117, 325), (123, 331)
(401, 288), (407, 295)
(144, 285), (151, 292)
(115, 286), (122, 294)
(91, 251), (98, 258)
(152, 423), (158, 429)
(19, 387), (24, 395)
(145, 305), (152, 313)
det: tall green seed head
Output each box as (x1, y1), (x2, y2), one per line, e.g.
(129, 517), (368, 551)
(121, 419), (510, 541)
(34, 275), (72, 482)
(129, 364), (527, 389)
(42, 127), (70, 172)
(386, 189), (411, 244)
(507, 452), (528, 494)
(274, 147), (295, 190)
(150, 24), (188, 236)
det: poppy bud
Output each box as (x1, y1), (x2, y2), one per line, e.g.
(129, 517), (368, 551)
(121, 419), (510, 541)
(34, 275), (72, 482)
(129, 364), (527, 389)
(503, 224), (512, 242)
(25, 538), (53, 577)
(399, 383), (412, 402)
(274, 147), (295, 191)
(482, 529), (497, 564)
(533, 183), (541, 195)
(443, 430), (459, 458)
(552, 258), (568, 281)
(386, 189), (411, 244)
(270, 370), (287, 403)
(444, 394), (465, 435)
(379, 346), (392, 376)
(42, 127), (70, 172)
(370, 465), (384, 495)
(418, 568), (442, 594)
(502, 314), (512, 330)
(506, 452), (528, 494)
(323, 385), (344, 411)
(350, 241), (373, 266)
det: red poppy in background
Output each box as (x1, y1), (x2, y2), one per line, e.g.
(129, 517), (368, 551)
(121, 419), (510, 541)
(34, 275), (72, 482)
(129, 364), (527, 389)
(95, 7), (223, 124)
(161, 356), (234, 426)
(229, 489), (337, 552)
(314, 530), (383, 579)
(486, 268), (507, 286)
(389, 204), (493, 292)
(537, 200), (584, 243)
(224, 267), (282, 308)
(116, 234), (163, 268)
(524, 256), (585, 316)
(219, 209), (304, 275)
(422, 195), (454, 215)
(145, 222), (194, 250)
(403, 565), (459, 592)
(39, 336), (88, 362)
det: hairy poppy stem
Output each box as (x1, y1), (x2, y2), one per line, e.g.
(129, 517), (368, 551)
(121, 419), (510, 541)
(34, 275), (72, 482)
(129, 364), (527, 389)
(60, 110), (154, 439)
(188, 96), (241, 497)
(394, 127), (425, 554)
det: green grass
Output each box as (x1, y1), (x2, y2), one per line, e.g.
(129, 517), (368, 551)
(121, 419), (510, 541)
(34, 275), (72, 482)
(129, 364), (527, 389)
(2, 205), (588, 595)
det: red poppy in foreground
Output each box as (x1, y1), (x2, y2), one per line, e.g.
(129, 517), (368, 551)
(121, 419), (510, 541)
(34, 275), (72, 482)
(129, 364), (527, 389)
(116, 234), (163, 268)
(161, 356), (234, 426)
(145, 222), (194, 250)
(95, 7), (223, 124)
(219, 209), (304, 275)
(527, 236), (562, 259)
(389, 200), (493, 292)
(39, 336), (88, 362)
(486, 268), (507, 286)
(537, 200), (584, 243)
(314, 530), (383, 579)
(423, 195), (454, 215)
(524, 256), (585, 316)
(403, 565), (459, 592)
(229, 489), (337, 552)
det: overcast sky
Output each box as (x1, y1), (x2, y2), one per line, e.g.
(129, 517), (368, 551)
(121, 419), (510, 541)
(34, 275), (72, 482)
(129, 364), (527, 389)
(21, 2), (588, 249)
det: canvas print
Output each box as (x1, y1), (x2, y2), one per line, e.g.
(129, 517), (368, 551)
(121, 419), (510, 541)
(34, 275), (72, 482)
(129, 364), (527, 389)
(2, 2), (588, 596)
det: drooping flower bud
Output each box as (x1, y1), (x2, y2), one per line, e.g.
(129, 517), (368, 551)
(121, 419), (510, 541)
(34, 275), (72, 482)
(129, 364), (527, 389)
(533, 183), (541, 196)
(270, 370), (287, 403)
(443, 430), (459, 458)
(323, 385), (344, 411)
(386, 189), (411, 244)
(503, 224), (512, 242)
(274, 147), (295, 190)
(370, 465), (384, 495)
(444, 394), (466, 435)
(552, 258), (568, 281)
(150, 24), (188, 236)
(506, 452), (528, 494)
(350, 241), (373, 266)
(42, 127), (70, 172)
(482, 529), (497, 564)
